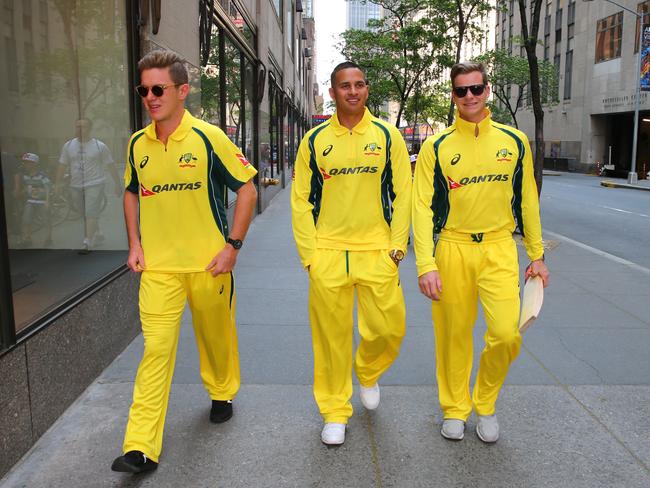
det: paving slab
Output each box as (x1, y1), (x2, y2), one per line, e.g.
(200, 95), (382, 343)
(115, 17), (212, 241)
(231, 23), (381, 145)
(0, 384), (376, 488)
(371, 386), (650, 488)
(568, 385), (650, 468)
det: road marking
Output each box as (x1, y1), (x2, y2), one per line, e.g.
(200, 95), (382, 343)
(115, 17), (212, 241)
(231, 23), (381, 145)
(544, 230), (650, 277)
(598, 205), (649, 218)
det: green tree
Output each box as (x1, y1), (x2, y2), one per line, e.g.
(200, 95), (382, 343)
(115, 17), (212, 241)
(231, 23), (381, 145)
(444, 0), (494, 125)
(34, 0), (126, 121)
(340, 0), (454, 127)
(474, 48), (558, 129)
(403, 82), (450, 135)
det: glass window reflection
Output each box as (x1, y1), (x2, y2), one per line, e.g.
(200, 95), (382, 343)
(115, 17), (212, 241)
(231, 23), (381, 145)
(0, 0), (129, 332)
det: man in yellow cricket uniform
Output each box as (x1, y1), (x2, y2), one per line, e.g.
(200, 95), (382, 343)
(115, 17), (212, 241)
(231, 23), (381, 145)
(292, 62), (412, 445)
(413, 62), (549, 443)
(112, 50), (257, 474)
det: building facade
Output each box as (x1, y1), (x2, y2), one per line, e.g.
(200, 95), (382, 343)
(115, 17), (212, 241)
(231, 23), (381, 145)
(0, 0), (316, 477)
(346, 0), (383, 30)
(496, 0), (650, 175)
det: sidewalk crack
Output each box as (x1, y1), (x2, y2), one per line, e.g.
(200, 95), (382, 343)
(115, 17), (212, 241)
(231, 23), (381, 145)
(364, 412), (383, 488)
(553, 329), (606, 384)
(522, 343), (650, 475)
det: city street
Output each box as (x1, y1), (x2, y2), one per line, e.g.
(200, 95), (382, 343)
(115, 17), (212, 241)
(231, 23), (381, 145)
(1, 175), (649, 487)
(541, 173), (650, 268)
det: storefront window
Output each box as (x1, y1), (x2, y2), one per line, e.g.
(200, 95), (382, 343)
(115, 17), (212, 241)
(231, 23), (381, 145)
(0, 0), (130, 333)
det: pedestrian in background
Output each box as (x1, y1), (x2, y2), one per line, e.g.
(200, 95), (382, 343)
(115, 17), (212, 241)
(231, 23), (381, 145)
(112, 49), (257, 474)
(291, 61), (412, 445)
(412, 62), (549, 443)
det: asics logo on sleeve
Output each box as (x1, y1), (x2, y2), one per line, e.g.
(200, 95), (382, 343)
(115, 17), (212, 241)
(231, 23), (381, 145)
(451, 154), (461, 165)
(323, 145), (334, 156)
(139, 156), (149, 168)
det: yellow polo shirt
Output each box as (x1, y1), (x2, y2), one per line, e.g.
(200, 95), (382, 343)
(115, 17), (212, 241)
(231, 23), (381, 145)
(124, 110), (257, 272)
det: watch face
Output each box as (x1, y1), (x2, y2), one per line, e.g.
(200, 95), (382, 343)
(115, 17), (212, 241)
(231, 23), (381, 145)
(228, 238), (243, 249)
(395, 250), (404, 260)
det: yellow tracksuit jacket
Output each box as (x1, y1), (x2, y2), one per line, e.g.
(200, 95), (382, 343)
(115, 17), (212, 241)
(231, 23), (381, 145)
(413, 109), (544, 420)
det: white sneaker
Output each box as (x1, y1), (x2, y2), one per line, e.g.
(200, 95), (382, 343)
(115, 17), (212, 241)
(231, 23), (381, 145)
(476, 414), (499, 443)
(359, 384), (380, 410)
(441, 419), (465, 440)
(321, 423), (346, 445)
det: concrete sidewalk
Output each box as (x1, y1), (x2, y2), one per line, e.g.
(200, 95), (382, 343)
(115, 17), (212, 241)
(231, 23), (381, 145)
(2, 187), (650, 487)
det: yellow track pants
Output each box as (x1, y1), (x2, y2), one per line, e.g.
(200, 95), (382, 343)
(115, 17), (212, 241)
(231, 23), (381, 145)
(122, 271), (240, 462)
(431, 229), (521, 421)
(309, 249), (406, 423)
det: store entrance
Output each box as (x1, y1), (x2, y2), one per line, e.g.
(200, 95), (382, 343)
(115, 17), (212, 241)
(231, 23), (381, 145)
(603, 110), (650, 177)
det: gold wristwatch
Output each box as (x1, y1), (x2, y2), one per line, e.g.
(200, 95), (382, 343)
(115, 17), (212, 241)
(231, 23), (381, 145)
(389, 249), (404, 265)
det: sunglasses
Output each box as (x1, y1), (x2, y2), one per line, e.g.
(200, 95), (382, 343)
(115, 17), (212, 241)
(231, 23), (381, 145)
(453, 84), (486, 98)
(135, 84), (180, 98)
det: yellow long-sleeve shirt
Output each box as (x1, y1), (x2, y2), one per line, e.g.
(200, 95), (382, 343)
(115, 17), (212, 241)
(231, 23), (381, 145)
(292, 108), (412, 268)
(412, 110), (544, 276)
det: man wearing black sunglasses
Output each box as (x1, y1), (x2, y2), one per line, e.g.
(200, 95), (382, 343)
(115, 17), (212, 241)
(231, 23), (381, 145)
(112, 50), (257, 474)
(412, 62), (549, 444)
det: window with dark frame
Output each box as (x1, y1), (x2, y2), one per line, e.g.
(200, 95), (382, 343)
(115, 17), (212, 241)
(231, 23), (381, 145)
(595, 11), (623, 62)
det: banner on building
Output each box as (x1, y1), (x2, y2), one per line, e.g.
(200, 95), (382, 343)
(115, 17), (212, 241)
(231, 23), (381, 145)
(641, 24), (650, 91)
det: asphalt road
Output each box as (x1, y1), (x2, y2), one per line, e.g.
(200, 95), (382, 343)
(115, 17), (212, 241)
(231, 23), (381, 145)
(540, 173), (650, 269)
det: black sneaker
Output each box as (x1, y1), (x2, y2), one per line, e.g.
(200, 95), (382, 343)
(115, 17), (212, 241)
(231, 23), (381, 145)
(111, 450), (158, 474)
(210, 400), (233, 423)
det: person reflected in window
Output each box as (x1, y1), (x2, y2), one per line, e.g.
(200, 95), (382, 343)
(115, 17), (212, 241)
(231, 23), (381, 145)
(14, 152), (52, 247)
(55, 118), (122, 253)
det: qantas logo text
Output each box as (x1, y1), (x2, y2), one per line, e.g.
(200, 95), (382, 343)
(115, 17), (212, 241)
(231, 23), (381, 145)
(140, 181), (202, 197)
(320, 166), (379, 178)
(447, 173), (509, 189)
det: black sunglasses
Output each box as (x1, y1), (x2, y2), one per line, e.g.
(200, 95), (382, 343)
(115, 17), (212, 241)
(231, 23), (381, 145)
(135, 84), (180, 98)
(453, 84), (486, 98)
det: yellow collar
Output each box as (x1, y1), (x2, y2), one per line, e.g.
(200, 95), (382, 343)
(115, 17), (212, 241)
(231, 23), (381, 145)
(145, 109), (194, 142)
(330, 107), (374, 136)
(453, 108), (493, 137)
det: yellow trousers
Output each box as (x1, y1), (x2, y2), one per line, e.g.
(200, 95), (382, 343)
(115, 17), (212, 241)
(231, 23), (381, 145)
(123, 271), (240, 462)
(309, 249), (406, 423)
(431, 230), (521, 421)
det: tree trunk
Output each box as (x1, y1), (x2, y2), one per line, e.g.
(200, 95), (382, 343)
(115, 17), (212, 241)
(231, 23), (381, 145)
(528, 52), (545, 195)
(518, 0), (545, 195)
(447, 13), (466, 126)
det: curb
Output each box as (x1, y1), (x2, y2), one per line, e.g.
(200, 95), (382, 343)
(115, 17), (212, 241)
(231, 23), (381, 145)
(600, 180), (650, 191)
